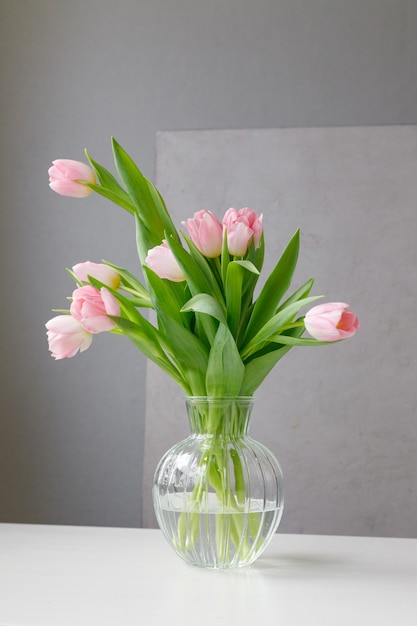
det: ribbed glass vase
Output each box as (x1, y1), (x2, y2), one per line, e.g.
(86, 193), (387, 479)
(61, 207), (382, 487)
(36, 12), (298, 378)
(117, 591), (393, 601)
(152, 396), (284, 569)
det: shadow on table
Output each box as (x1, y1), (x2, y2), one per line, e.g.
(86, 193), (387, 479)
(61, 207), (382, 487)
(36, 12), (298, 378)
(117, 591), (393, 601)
(248, 552), (355, 579)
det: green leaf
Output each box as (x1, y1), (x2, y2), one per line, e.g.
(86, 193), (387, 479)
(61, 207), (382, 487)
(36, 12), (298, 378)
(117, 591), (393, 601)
(86, 150), (127, 191)
(84, 150), (136, 214)
(235, 238), (264, 335)
(206, 324), (245, 396)
(181, 294), (227, 326)
(156, 315), (209, 395)
(111, 138), (178, 243)
(220, 228), (230, 286)
(233, 237), (264, 331)
(241, 346), (292, 395)
(233, 260), (259, 275)
(246, 231), (265, 273)
(145, 177), (179, 240)
(102, 260), (153, 307)
(277, 277), (315, 313)
(181, 233), (224, 303)
(166, 236), (218, 300)
(111, 316), (189, 392)
(167, 236), (219, 344)
(225, 262), (243, 339)
(240, 327), (304, 395)
(224, 261), (259, 339)
(83, 183), (137, 214)
(243, 229), (300, 343)
(135, 214), (163, 270)
(143, 266), (189, 328)
(241, 295), (322, 359)
(111, 139), (160, 225)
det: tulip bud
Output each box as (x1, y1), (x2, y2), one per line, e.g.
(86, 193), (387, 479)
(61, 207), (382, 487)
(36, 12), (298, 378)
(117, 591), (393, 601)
(305, 302), (360, 341)
(222, 207), (263, 256)
(72, 261), (121, 290)
(70, 286), (120, 333)
(145, 241), (186, 282)
(182, 210), (223, 258)
(48, 159), (96, 198)
(46, 315), (93, 359)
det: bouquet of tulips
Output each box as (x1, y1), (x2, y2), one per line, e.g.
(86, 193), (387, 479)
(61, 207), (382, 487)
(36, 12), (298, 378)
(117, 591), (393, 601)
(46, 139), (359, 400)
(46, 139), (359, 564)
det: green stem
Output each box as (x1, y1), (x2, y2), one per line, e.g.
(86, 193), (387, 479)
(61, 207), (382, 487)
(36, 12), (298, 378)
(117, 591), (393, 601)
(174, 399), (263, 563)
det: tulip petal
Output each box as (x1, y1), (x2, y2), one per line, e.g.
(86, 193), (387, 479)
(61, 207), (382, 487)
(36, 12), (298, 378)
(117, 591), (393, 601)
(304, 302), (359, 342)
(182, 210), (223, 258)
(48, 159), (95, 198)
(145, 241), (186, 282)
(45, 315), (93, 359)
(72, 261), (121, 289)
(70, 285), (119, 333)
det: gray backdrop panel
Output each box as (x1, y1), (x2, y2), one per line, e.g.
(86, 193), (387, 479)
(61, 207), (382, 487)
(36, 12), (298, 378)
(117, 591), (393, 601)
(142, 126), (417, 537)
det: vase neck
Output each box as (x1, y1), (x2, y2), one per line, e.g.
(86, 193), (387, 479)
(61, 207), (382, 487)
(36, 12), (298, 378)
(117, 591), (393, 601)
(185, 396), (254, 437)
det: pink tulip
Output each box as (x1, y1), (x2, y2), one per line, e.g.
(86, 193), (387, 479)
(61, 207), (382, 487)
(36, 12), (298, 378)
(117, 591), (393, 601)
(304, 302), (360, 341)
(70, 286), (120, 333)
(46, 315), (93, 359)
(48, 159), (96, 198)
(72, 261), (121, 289)
(145, 241), (186, 282)
(182, 210), (223, 258)
(222, 208), (263, 256)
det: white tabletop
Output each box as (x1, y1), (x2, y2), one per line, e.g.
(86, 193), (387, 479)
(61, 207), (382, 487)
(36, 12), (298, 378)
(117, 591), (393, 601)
(0, 524), (416, 626)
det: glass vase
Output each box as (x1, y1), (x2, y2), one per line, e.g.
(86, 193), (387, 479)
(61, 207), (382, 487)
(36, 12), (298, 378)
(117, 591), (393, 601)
(152, 396), (284, 569)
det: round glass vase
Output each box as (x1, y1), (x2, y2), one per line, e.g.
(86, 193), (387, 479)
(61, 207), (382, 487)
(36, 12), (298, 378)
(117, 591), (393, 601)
(152, 396), (284, 569)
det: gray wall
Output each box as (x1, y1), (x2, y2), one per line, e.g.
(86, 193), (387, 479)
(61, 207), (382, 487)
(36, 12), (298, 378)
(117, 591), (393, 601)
(1, 0), (416, 528)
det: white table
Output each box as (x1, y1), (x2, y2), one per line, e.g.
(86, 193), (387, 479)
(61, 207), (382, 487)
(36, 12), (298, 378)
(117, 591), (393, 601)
(0, 524), (416, 625)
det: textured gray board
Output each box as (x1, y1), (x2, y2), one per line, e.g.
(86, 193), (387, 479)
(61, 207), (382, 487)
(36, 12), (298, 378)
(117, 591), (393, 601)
(142, 126), (417, 537)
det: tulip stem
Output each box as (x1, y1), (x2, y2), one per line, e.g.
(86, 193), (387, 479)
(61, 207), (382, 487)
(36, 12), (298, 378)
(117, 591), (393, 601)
(279, 320), (305, 331)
